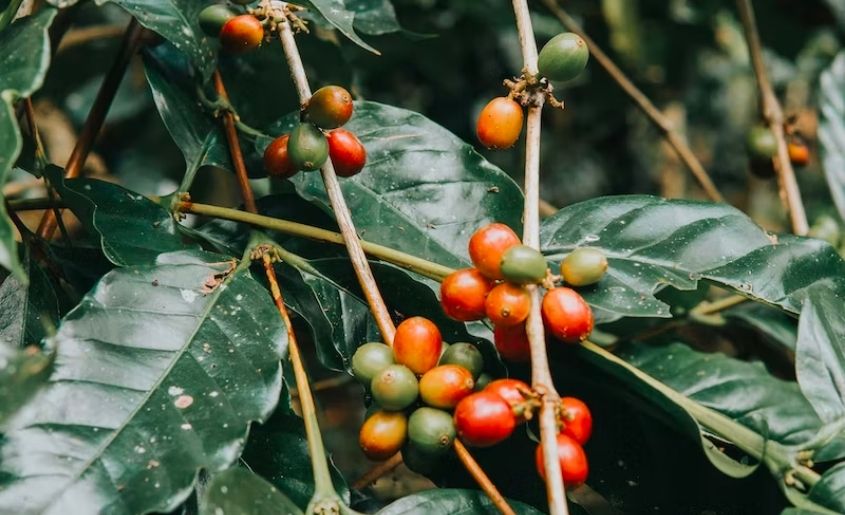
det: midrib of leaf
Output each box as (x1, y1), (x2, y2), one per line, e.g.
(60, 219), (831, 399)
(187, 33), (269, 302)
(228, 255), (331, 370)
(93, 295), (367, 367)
(39, 258), (242, 510)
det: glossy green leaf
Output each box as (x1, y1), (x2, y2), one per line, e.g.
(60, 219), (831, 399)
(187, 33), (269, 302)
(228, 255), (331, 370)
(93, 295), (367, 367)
(796, 286), (845, 424)
(819, 51), (845, 223)
(345, 0), (402, 35)
(0, 344), (53, 429)
(143, 47), (231, 190)
(376, 488), (544, 515)
(725, 302), (797, 352)
(0, 247), (61, 348)
(0, 9), (56, 282)
(809, 463), (845, 513)
(541, 196), (845, 323)
(199, 467), (303, 515)
(304, 0), (380, 54)
(0, 250), (287, 514)
(101, 0), (216, 80)
(263, 101), (524, 270)
(47, 169), (193, 266)
(242, 388), (350, 508)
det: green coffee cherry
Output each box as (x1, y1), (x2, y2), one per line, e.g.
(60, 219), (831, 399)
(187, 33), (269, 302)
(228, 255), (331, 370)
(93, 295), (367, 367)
(351, 342), (394, 386)
(473, 373), (492, 391)
(538, 32), (589, 82)
(561, 247), (608, 287)
(747, 125), (777, 159)
(402, 442), (441, 475)
(371, 364), (419, 411)
(287, 123), (329, 171)
(500, 245), (548, 284)
(199, 4), (236, 36)
(439, 343), (483, 380)
(408, 407), (456, 456)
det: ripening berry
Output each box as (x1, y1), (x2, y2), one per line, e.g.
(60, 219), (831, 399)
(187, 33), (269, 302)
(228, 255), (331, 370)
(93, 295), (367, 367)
(287, 123), (329, 171)
(500, 245), (548, 284)
(494, 323), (531, 362)
(535, 433), (589, 486)
(538, 32), (590, 82)
(327, 129), (367, 177)
(440, 268), (493, 321)
(359, 410), (407, 460)
(485, 283), (531, 327)
(393, 316), (443, 375)
(468, 223), (521, 280)
(307, 85), (354, 129)
(541, 287), (594, 343)
(561, 247), (608, 287)
(454, 391), (517, 447)
(219, 15), (263, 54)
(476, 97), (524, 149)
(263, 134), (297, 178)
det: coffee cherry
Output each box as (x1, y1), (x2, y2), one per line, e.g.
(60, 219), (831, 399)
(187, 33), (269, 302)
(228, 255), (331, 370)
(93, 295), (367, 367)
(747, 125), (777, 159)
(561, 247), (608, 287)
(500, 245), (548, 284)
(351, 342), (394, 386)
(393, 317), (443, 375)
(469, 223), (521, 280)
(485, 283), (531, 327)
(263, 134), (297, 178)
(788, 141), (810, 167)
(371, 364), (419, 411)
(327, 129), (366, 177)
(454, 391), (517, 447)
(440, 268), (493, 321)
(287, 123), (329, 171)
(535, 433), (588, 486)
(419, 365), (474, 409)
(439, 342), (484, 380)
(538, 33), (589, 82)
(408, 407), (456, 456)
(306, 85), (353, 129)
(359, 410), (407, 461)
(560, 397), (592, 445)
(219, 15), (263, 53)
(485, 378), (531, 424)
(402, 442), (441, 475)
(474, 372), (492, 391)
(476, 97), (524, 149)
(493, 323), (531, 362)
(542, 287), (594, 343)
(199, 4), (235, 37)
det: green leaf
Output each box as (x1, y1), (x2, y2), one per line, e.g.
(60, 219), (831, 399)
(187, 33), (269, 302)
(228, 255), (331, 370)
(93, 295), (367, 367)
(304, 0), (380, 54)
(0, 250), (287, 514)
(47, 169), (193, 266)
(0, 344), (53, 429)
(242, 388), (350, 508)
(199, 467), (303, 515)
(610, 342), (845, 459)
(0, 247), (62, 348)
(809, 463), (845, 513)
(263, 101), (524, 270)
(0, 9), (56, 282)
(725, 302), (797, 352)
(376, 489), (544, 515)
(345, 0), (402, 35)
(796, 286), (845, 424)
(540, 195), (845, 323)
(100, 0), (216, 80)
(143, 47), (231, 190)
(819, 52), (845, 222)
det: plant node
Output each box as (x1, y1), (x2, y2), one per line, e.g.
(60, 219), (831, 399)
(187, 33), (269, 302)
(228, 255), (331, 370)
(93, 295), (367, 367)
(504, 73), (564, 110)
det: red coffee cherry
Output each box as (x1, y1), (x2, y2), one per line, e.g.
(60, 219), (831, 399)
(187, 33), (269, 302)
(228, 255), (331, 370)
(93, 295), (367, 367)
(393, 316), (443, 375)
(219, 15), (263, 54)
(263, 134), (297, 178)
(560, 397), (592, 445)
(541, 287), (594, 343)
(485, 283), (531, 327)
(535, 433), (589, 486)
(454, 391), (517, 447)
(440, 268), (493, 321)
(306, 85), (354, 129)
(419, 365), (475, 409)
(476, 97), (524, 149)
(485, 378), (531, 424)
(468, 223), (521, 280)
(788, 141), (810, 167)
(327, 129), (367, 177)
(493, 323), (531, 362)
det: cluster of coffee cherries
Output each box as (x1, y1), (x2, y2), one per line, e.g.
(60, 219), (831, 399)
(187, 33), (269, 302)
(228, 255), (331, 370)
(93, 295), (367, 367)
(746, 123), (811, 179)
(352, 317), (593, 485)
(262, 85), (367, 179)
(476, 32), (589, 149)
(199, 1), (266, 54)
(441, 223), (606, 362)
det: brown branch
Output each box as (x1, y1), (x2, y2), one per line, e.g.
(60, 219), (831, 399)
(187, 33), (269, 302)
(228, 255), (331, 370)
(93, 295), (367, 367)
(213, 70), (258, 214)
(351, 452), (404, 490)
(510, 1), (568, 514)
(454, 440), (517, 515)
(57, 24), (125, 52)
(735, 0), (808, 235)
(35, 18), (145, 239)
(539, 0), (724, 203)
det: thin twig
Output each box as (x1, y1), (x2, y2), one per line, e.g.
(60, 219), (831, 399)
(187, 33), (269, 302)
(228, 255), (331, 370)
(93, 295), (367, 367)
(735, 0), (808, 235)
(22, 98), (48, 170)
(57, 24), (124, 52)
(540, 0), (724, 203)
(276, 10), (396, 345)
(213, 70), (258, 214)
(454, 440), (517, 515)
(35, 18), (144, 239)
(510, 1), (568, 514)
(690, 294), (750, 316)
(351, 452), (404, 490)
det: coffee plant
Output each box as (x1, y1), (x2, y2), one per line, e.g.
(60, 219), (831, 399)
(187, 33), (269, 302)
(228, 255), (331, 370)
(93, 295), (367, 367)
(2, 0), (845, 513)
